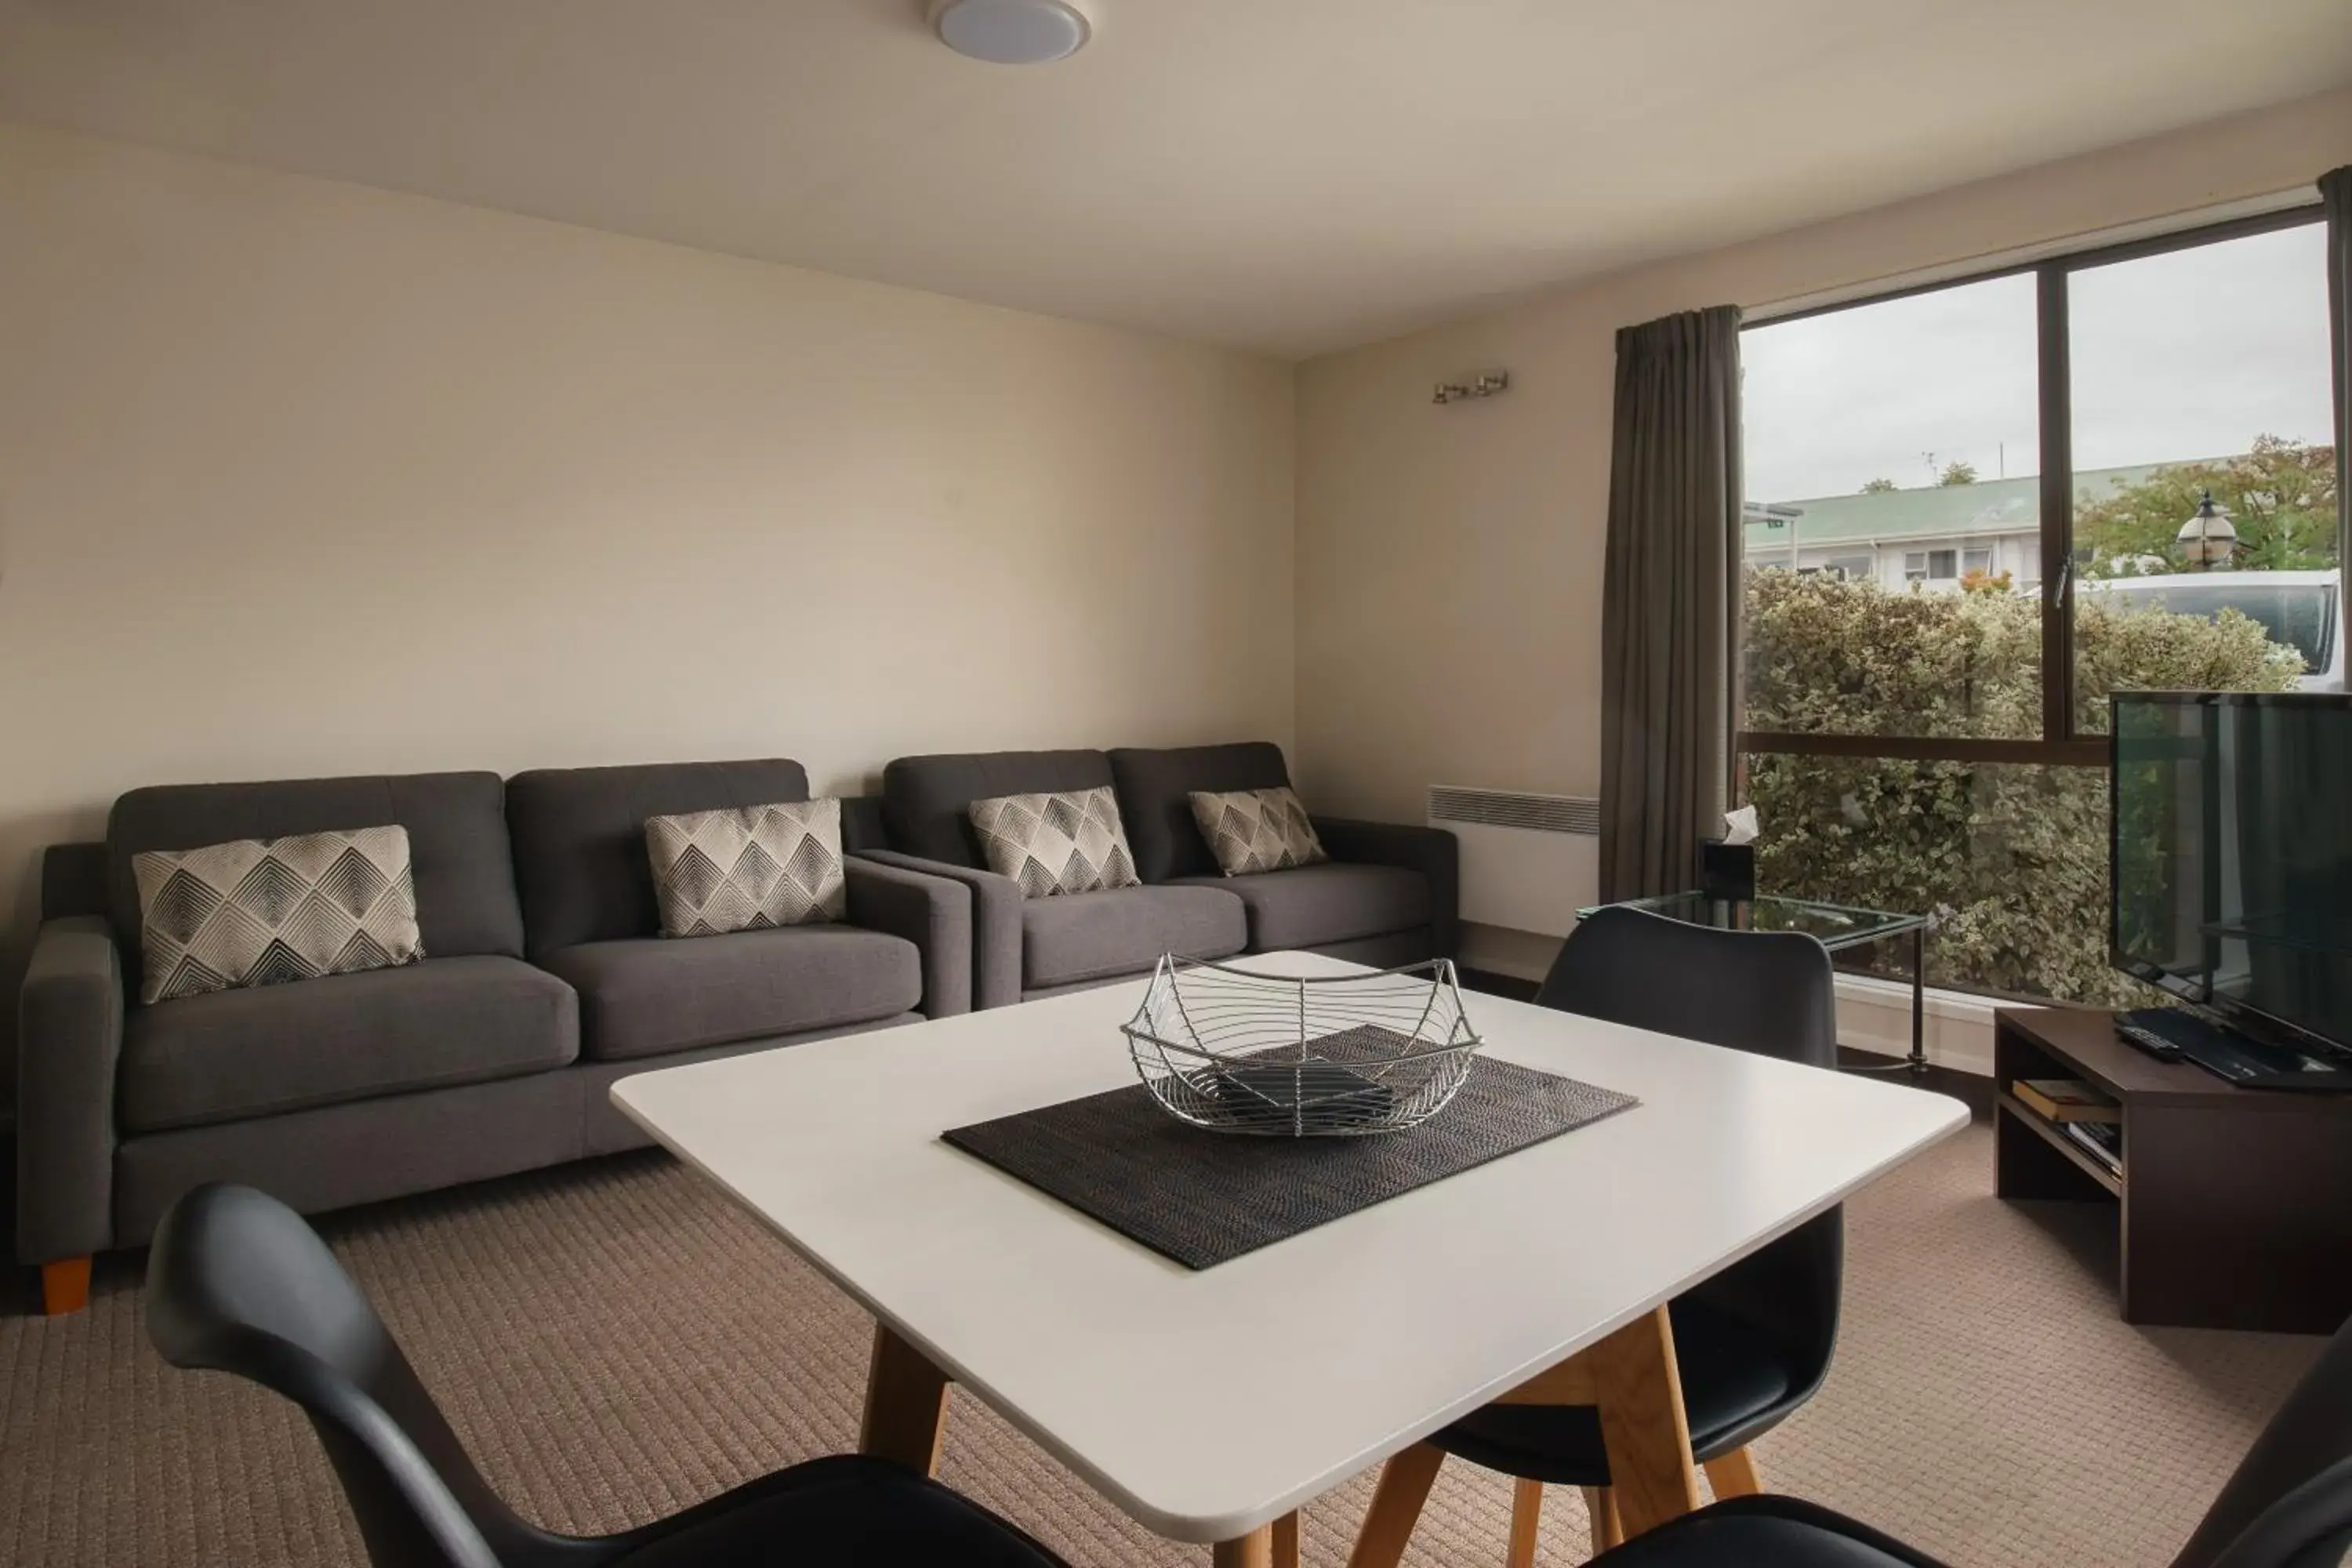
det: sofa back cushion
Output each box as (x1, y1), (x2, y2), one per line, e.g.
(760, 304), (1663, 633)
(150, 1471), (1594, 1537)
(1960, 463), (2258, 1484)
(881, 750), (1112, 869)
(42, 842), (110, 920)
(107, 773), (524, 998)
(1108, 743), (1294, 884)
(506, 760), (810, 956)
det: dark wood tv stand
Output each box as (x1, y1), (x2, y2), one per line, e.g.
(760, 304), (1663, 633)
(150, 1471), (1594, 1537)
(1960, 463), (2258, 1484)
(1996, 1005), (2352, 1333)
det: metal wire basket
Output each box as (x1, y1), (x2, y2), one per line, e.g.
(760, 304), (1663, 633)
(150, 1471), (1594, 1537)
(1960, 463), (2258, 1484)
(1120, 956), (1483, 1136)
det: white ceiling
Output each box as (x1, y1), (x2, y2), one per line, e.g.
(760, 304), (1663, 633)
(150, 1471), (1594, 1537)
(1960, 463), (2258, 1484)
(3, 1), (2348, 358)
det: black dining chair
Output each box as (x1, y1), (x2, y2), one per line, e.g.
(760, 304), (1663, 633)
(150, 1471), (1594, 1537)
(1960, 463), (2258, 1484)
(1350, 904), (1846, 1567)
(1589, 1309), (2352, 1568)
(144, 1182), (1072, 1568)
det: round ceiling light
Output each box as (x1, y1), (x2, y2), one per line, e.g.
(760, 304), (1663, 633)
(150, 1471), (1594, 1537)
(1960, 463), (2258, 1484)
(930, 0), (1091, 66)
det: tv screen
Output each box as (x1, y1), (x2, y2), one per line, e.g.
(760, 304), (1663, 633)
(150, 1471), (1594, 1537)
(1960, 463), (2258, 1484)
(2111, 691), (2352, 1058)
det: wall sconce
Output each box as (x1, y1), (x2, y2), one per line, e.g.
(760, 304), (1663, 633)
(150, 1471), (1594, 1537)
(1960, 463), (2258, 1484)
(1432, 370), (1510, 406)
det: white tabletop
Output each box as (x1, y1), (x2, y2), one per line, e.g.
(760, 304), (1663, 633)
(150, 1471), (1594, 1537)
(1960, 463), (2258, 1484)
(612, 950), (1969, 1543)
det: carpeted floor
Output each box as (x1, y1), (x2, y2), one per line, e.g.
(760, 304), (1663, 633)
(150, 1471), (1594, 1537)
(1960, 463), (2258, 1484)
(0, 1113), (2324, 1567)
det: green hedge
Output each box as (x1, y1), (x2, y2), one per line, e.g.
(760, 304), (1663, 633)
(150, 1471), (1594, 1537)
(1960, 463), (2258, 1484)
(1741, 572), (2302, 1004)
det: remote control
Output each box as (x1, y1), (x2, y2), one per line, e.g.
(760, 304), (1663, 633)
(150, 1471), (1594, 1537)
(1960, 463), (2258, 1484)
(2116, 1020), (2183, 1062)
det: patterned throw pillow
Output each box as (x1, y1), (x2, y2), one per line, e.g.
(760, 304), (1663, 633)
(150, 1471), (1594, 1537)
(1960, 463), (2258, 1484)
(1189, 786), (1329, 876)
(645, 799), (845, 938)
(968, 787), (1141, 898)
(132, 826), (425, 1004)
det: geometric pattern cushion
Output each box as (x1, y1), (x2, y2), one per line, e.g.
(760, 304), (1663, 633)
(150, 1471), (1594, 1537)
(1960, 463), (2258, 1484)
(132, 826), (424, 1004)
(1188, 786), (1329, 877)
(968, 787), (1141, 898)
(644, 799), (845, 938)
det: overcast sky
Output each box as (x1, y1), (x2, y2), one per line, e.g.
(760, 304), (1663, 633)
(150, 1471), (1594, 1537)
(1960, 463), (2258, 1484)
(1741, 220), (2335, 504)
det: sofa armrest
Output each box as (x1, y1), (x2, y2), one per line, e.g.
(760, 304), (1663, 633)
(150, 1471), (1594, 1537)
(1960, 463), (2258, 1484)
(844, 858), (973, 1018)
(851, 851), (1024, 1010)
(16, 916), (125, 1263)
(1312, 817), (1460, 959)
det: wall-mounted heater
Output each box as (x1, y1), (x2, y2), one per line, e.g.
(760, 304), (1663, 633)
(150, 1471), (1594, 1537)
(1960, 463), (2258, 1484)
(1426, 786), (1598, 936)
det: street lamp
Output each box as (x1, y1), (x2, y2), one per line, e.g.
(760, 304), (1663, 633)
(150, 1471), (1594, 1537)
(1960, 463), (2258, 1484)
(2175, 490), (2237, 572)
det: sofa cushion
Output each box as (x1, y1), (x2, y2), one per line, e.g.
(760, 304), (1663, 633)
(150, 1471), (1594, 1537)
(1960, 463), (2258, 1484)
(1020, 884), (1247, 990)
(132, 827), (425, 1004)
(118, 955), (578, 1134)
(1170, 862), (1431, 952)
(108, 772), (524, 998)
(506, 760), (811, 958)
(881, 750), (1112, 868)
(1189, 787), (1329, 877)
(971, 788), (1141, 897)
(540, 924), (922, 1062)
(646, 799), (846, 935)
(1107, 743), (1293, 883)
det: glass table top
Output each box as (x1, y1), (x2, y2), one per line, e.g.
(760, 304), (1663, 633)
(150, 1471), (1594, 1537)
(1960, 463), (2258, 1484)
(1574, 891), (1926, 950)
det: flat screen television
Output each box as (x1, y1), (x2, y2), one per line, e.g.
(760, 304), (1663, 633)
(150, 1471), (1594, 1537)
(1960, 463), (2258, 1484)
(2111, 691), (2352, 1066)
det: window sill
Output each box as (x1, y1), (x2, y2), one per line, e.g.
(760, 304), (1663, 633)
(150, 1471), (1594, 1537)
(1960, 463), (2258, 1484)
(1834, 971), (1996, 1076)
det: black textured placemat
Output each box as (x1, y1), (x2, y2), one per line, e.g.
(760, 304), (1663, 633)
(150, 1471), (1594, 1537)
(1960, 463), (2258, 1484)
(941, 1056), (1639, 1269)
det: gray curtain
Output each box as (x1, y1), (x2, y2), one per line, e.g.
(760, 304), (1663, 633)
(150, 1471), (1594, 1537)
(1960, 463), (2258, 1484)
(2323, 165), (2350, 575)
(1598, 305), (1743, 902)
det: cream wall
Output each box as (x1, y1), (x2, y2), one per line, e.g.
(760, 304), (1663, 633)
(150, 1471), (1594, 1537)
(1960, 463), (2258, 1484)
(0, 125), (1295, 1080)
(1294, 86), (2352, 974)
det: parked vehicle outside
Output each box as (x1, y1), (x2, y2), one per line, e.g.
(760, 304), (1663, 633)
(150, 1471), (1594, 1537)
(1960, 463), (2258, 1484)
(2082, 570), (2342, 691)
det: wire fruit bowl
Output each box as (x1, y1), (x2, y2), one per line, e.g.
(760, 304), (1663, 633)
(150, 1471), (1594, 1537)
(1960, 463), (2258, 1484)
(1121, 956), (1483, 1136)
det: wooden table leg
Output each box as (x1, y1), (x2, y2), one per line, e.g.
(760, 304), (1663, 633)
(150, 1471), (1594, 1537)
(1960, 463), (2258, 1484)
(1345, 1440), (1446, 1568)
(1270, 1510), (1301, 1568)
(1214, 1523), (1273, 1567)
(1586, 1305), (1700, 1539)
(858, 1323), (951, 1475)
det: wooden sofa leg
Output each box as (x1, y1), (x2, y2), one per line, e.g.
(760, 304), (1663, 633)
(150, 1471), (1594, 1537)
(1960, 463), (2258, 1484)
(42, 1257), (92, 1316)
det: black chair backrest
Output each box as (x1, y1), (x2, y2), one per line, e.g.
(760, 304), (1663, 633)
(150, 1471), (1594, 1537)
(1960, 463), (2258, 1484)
(145, 1184), (601, 1568)
(1536, 905), (1839, 1069)
(2173, 1316), (2352, 1568)
(1537, 905), (1845, 1391)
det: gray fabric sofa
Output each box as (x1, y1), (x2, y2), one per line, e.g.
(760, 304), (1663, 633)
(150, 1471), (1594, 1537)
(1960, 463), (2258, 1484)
(1109, 742), (1457, 967)
(862, 749), (1248, 1007)
(16, 763), (968, 1309)
(862, 743), (1457, 1008)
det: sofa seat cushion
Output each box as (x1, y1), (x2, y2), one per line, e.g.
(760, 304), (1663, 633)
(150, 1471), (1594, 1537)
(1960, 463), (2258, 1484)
(542, 925), (922, 1062)
(1021, 885), (1246, 990)
(119, 955), (578, 1134)
(1170, 862), (1431, 952)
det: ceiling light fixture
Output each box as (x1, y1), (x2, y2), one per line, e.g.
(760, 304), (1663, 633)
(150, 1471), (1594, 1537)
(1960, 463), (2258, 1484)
(930, 0), (1091, 66)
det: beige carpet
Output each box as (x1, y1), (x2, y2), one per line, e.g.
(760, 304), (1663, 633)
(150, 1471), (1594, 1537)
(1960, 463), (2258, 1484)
(0, 1116), (2324, 1567)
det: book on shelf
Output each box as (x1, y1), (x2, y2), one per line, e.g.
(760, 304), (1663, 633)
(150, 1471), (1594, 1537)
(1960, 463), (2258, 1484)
(2063, 1118), (2124, 1174)
(2012, 1077), (2121, 1123)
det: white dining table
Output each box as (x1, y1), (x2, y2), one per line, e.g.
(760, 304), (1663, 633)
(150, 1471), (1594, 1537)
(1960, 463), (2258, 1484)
(612, 949), (1969, 1566)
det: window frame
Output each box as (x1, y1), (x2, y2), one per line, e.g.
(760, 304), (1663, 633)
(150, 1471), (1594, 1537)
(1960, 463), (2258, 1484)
(1736, 202), (2328, 774)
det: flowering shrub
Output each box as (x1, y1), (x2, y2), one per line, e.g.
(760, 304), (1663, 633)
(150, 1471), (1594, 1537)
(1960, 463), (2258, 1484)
(1742, 572), (2302, 1003)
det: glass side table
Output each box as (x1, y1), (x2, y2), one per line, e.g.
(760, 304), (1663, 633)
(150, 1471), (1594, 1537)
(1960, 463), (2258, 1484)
(1574, 891), (1931, 1075)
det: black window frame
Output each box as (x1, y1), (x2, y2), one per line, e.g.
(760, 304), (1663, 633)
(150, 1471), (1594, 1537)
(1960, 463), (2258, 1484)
(1736, 202), (2328, 771)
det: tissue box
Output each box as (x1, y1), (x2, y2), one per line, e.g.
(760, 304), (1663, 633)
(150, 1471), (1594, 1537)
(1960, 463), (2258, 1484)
(1699, 840), (1755, 902)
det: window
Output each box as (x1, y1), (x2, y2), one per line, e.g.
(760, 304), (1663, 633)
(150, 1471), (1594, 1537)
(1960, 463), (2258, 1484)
(1737, 208), (2336, 1005)
(2067, 223), (2338, 729)
(1825, 554), (1875, 583)
(1744, 270), (2041, 742)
